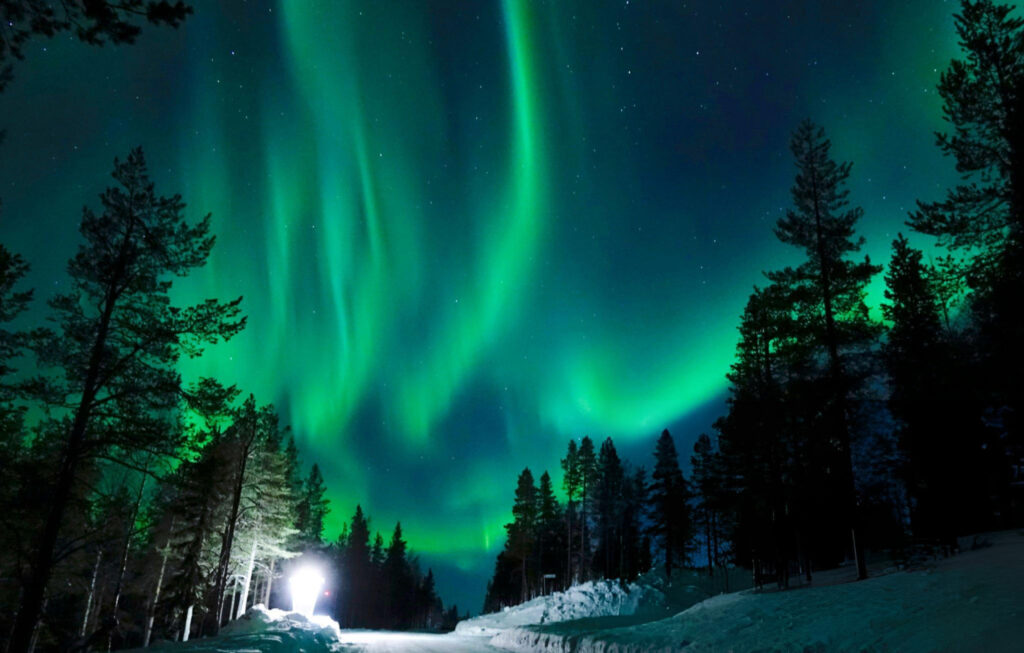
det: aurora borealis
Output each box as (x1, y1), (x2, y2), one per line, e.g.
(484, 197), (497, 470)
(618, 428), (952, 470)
(0, 0), (974, 612)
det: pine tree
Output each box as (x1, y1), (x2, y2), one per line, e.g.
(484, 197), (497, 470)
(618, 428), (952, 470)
(576, 437), (598, 579)
(369, 531), (386, 626)
(691, 433), (727, 577)
(505, 468), (538, 601)
(594, 438), (624, 579)
(908, 0), (1024, 282)
(909, 0), (1024, 508)
(162, 438), (229, 642)
(535, 471), (563, 591)
(767, 120), (882, 580)
(210, 395), (269, 631)
(296, 464), (330, 546)
(340, 505), (372, 626)
(560, 440), (580, 584)
(10, 149), (245, 649)
(283, 434), (303, 499)
(383, 522), (412, 629)
(883, 235), (991, 541)
(716, 285), (811, 587)
(416, 569), (442, 629)
(233, 407), (298, 618)
(620, 466), (648, 581)
(649, 429), (692, 582)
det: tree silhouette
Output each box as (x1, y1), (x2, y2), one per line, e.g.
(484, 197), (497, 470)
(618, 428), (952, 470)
(648, 429), (691, 582)
(10, 148), (244, 650)
(768, 120), (882, 580)
(0, 1), (192, 91)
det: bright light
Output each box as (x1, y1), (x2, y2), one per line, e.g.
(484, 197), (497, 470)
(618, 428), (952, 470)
(288, 566), (325, 617)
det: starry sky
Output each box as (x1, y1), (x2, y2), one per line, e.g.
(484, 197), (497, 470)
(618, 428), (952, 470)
(0, 0), (980, 613)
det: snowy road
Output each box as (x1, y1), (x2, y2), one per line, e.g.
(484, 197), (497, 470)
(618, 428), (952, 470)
(335, 631), (500, 652)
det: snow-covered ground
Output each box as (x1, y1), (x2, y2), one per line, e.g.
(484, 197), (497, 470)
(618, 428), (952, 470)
(140, 606), (500, 652)
(143, 606), (348, 652)
(469, 531), (1023, 653)
(454, 580), (668, 637)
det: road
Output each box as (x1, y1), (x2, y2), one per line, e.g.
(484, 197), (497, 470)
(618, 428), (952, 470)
(334, 630), (501, 652)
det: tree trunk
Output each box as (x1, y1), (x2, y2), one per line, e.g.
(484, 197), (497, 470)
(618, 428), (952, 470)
(231, 577), (241, 621)
(106, 473), (148, 651)
(144, 518), (173, 647)
(520, 559), (527, 603)
(237, 530), (259, 618)
(705, 507), (713, 577)
(579, 484), (587, 582)
(211, 417), (257, 632)
(81, 549), (102, 637)
(219, 580), (232, 627)
(264, 558), (275, 607)
(566, 500), (573, 587)
(182, 605), (193, 642)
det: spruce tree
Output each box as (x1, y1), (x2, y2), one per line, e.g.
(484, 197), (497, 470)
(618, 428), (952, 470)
(10, 149), (245, 649)
(341, 505), (372, 626)
(767, 120), (881, 580)
(505, 468), (538, 601)
(649, 429), (691, 582)
(296, 464), (330, 546)
(716, 284), (810, 587)
(883, 235), (991, 541)
(383, 522), (412, 628)
(691, 433), (725, 577)
(620, 466), (649, 582)
(575, 437), (598, 579)
(595, 438), (624, 579)
(535, 471), (563, 590)
(560, 440), (580, 584)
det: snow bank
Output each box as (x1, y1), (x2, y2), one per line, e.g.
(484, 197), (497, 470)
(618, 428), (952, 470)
(146, 605), (351, 652)
(490, 531), (1024, 652)
(454, 580), (665, 637)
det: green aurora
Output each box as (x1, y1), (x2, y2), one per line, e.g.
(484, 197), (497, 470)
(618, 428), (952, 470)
(0, 0), (983, 611)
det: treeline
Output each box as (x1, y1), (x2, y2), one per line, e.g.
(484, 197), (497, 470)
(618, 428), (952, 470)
(326, 507), (464, 631)
(0, 150), (457, 652)
(484, 431), (688, 610)
(486, 0), (1024, 607)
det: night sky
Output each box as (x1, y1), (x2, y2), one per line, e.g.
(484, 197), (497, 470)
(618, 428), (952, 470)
(0, 0), (974, 613)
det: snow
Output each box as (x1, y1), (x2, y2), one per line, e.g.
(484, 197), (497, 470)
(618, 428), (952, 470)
(140, 606), (501, 652)
(477, 531), (1024, 653)
(454, 580), (667, 637)
(143, 605), (350, 652)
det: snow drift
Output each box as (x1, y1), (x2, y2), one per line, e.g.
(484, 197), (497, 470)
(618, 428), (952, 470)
(455, 580), (666, 637)
(485, 531), (1024, 653)
(145, 605), (349, 652)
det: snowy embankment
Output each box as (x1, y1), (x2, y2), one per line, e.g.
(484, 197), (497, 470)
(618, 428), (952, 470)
(144, 605), (350, 652)
(480, 531), (1024, 653)
(454, 580), (667, 637)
